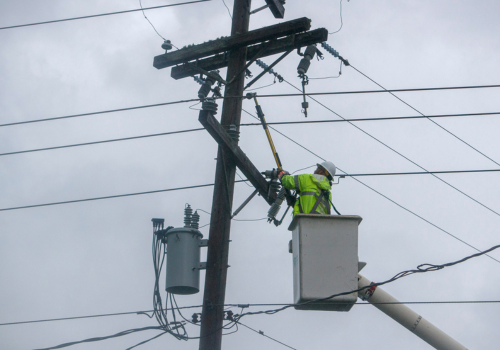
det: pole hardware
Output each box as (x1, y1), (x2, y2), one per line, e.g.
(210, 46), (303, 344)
(171, 28), (328, 79)
(250, 0), (285, 18)
(161, 40), (173, 53)
(154, 17), (312, 70)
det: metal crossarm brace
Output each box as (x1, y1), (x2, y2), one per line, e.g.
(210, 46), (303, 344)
(199, 110), (276, 205)
(171, 28), (328, 79)
(244, 49), (292, 90)
(154, 17), (311, 69)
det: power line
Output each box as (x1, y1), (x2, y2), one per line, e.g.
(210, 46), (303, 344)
(235, 243), (500, 321)
(2, 167), (499, 212)
(241, 84), (500, 99)
(0, 0), (212, 31)
(0, 181), (246, 212)
(3, 300), (499, 328)
(280, 78), (500, 222)
(3, 89), (499, 130)
(0, 98), (200, 128)
(242, 108), (500, 263)
(350, 64), (500, 168)
(4, 111), (500, 158)
(237, 321), (297, 350)
(0, 128), (204, 158)
(240, 111), (500, 126)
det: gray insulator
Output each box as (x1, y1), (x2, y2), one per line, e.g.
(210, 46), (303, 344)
(184, 204), (193, 228)
(268, 187), (287, 220)
(161, 40), (173, 51)
(226, 125), (240, 142)
(256, 59), (268, 69)
(303, 45), (317, 60)
(202, 100), (218, 115)
(297, 58), (311, 75)
(191, 211), (200, 229)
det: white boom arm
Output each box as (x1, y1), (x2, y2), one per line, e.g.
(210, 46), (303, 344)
(358, 274), (468, 350)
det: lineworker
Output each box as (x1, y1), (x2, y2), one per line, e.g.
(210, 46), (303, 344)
(278, 161), (336, 215)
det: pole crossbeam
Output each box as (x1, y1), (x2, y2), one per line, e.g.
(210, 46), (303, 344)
(154, 17), (311, 69)
(171, 28), (328, 79)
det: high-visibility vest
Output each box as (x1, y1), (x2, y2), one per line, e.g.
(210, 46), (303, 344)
(281, 174), (332, 215)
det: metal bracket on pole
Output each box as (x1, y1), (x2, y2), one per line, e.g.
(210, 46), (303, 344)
(232, 189), (259, 218)
(243, 49), (292, 90)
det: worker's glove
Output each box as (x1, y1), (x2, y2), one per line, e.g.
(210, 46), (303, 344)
(286, 194), (297, 207)
(278, 170), (289, 181)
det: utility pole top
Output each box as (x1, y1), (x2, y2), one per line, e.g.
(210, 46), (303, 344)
(153, 17), (312, 69)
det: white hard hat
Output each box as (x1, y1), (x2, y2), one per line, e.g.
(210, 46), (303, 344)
(317, 161), (336, 180)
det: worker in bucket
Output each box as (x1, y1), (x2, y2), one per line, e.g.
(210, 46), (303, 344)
(278, 161), (336, 215)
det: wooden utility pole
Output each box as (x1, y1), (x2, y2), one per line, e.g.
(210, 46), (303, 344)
(199, 0), (251, 349)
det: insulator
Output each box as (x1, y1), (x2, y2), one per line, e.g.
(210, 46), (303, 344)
(191, 211), (200, 229)
(297, 58), (311, 75)
(202, 100), (218, 114)
(256, 59), (268, 70)
(269, 178), (281, 193)
(226, 124), (240, 142)
(297, 45), (316, 75)
(161, 40), (173, 52)
(320, 42), (339, 58)
(267, 187), (287, 221)
(193, 76), (205, 85)
(198, 75), (216, 100)
(184, 204), (193, 228)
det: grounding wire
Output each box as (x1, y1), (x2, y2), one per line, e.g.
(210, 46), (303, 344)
(241, 108), (500, 263)
(139, 0), (174, 42)
(281, 78), (500, 220)
(350, 64), (500, 168)
(329, 0), (345, 34)
(0, 0), (213, 31)
(221, 0), (233, 18)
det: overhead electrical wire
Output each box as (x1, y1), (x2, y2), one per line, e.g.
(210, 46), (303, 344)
(2, 86), (499, 129)
(4, 112), (500, 158)
(3, 300), (499, 328)
(350, 64), (500, 168)
(1, 168), (500, 212)
(0, 0), (213, 31)
(0, 98), (200, 128)
(280, 78), (500, 221)
(237, 321), (298, 350)
(240, 111), (500, 126)
(0, 128), (204, 158)
(235, 242), (500, 321)
(241, 108), (500, 263)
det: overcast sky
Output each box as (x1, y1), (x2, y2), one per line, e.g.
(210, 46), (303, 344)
(1, 0), (500, 349)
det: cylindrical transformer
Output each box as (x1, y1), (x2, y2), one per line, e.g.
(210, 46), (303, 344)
(165, 227), (203, 295)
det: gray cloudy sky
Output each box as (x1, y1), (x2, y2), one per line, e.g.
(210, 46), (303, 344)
(1, 0), (500, 349)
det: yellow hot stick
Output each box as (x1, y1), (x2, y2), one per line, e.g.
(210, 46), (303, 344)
(254, 96), (282, 171)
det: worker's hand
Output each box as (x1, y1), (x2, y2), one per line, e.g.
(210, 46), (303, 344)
(278, 170), (289, 181)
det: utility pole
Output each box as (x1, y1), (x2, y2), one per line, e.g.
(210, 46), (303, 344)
(199, 0), (251, 349)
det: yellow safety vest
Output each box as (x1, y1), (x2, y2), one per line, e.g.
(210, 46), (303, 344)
(281, 174), (332, 215)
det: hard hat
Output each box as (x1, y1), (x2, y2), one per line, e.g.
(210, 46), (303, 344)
(317, 161), (336, 180)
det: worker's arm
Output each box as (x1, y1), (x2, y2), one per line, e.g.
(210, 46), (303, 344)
(280, 174), (300, 191)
